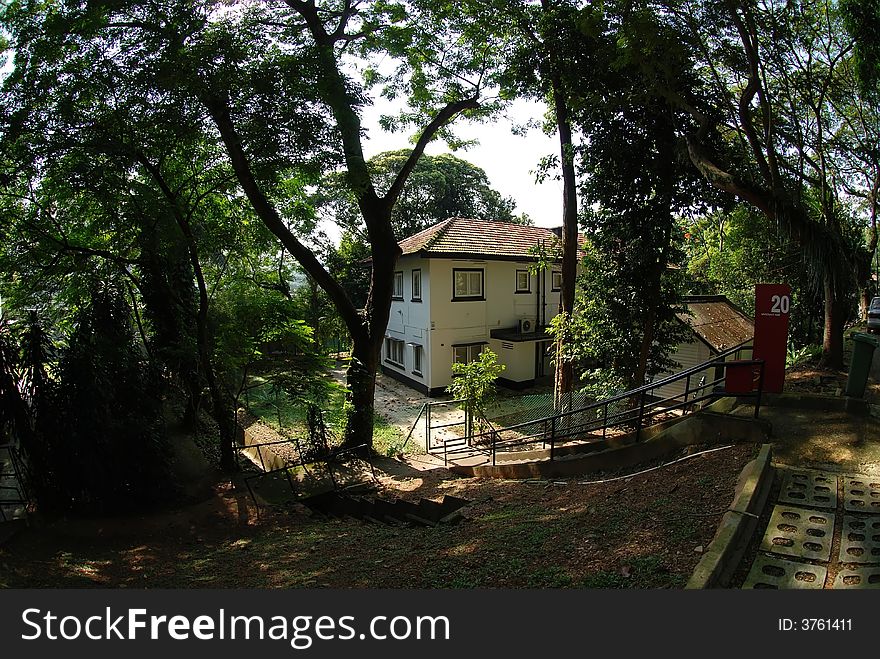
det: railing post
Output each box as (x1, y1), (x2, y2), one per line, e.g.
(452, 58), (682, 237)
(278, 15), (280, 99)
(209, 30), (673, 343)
(755, 360), (765, 419)
(684, 374), (691, 410)
(635, 390), (646, 442)
(550, 415), (557, 461)
(492, 430), (496, 466)
(602, 402), (608, 441)
(426, 403), (431, 452)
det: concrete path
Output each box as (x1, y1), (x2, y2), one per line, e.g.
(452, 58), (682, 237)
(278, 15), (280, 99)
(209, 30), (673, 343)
(739, 402), (880, 589)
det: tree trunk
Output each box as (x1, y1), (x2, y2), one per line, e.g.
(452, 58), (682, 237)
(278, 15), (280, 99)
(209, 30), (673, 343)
(549, 67), (578, 413)
(821, 274), (845, 369)
(342, 334), (380, 451)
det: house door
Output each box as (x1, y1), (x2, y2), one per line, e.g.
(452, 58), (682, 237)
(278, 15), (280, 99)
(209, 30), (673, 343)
(535, 341), (553, 378)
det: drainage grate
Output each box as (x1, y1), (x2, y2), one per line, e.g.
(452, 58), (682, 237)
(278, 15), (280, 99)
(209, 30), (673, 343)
(840, 474), (880, 514)
(742, 554), (827, 589)
(837, 515), (880, 564)
(832, 566), (880, 589)
(760, 505), (835, 562)
(777, 469), (837, 509)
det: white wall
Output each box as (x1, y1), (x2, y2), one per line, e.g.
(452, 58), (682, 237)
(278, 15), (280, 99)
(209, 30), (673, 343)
(423, 259), (562, 390)
(384, 257), (431, 388)
(653, 337), (714, 403)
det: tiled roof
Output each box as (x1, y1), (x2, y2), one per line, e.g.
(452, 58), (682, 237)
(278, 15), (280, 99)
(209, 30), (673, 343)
(677, 296), (754, 352)
(398, 217), (574, 260)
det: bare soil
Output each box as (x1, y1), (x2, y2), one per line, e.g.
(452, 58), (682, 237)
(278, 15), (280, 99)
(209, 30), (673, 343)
(0, 443), (758, 589)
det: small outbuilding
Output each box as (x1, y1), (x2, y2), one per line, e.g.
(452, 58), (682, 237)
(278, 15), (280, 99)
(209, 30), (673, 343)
(654, 295), (755, 401)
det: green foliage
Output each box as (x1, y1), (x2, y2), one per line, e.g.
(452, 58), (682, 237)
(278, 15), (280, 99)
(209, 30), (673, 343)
(27, 285), (174, 512)
(841, 0), (880, 97)
(557, 237), (689, 389)
(321, 150), (520, 241)
(211, 275), (327, 405)
(448, 349), (505, 410)
(787, 344), (823, 369)
(683, 205), (825, 347)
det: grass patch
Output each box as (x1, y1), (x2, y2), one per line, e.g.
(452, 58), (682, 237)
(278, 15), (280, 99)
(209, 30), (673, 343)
(582, 555), (678, 589)
(245, 376), (410, 456)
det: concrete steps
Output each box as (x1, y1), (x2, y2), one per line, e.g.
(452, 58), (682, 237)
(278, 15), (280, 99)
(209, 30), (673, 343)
(302, 492), (469, 527)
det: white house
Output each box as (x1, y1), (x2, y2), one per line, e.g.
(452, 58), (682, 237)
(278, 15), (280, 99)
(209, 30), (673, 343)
(381, 217), (571, 395)
(653, 295), (755, 401)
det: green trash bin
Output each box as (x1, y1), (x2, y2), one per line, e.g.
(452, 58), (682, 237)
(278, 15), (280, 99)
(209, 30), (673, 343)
(845, 332), (880, 397)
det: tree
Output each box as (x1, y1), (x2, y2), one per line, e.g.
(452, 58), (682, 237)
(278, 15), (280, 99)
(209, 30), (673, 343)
(466, 0), (589, 410)
(673, 0), (871, 367)
(568, 2), (715, 389)
(321, 149), (522, 240)
(684, 205), (822, 346)
(1, 0), (506, 451)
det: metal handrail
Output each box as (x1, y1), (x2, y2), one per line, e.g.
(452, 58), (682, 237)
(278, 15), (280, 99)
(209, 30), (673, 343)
(448, 344), (763, 464)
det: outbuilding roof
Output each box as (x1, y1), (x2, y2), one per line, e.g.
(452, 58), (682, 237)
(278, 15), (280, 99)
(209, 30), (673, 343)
(677, 295), (754, 352)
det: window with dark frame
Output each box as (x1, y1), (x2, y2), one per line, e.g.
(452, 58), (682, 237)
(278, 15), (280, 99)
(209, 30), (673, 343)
(452, 268), (483, 300)
(385, 337), (405, 367)
(452, 343), (485, 365)
(411, 269), (422, 301)
(412, 344), (423, 375)
(392, 271), (404, 299)
(515, 269), (530, 293)
(551, 271), (562, 291)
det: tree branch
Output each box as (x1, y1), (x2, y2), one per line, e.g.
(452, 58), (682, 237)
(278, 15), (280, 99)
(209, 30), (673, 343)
(383, 96), (481, 210)
(202, 93), (365, 340)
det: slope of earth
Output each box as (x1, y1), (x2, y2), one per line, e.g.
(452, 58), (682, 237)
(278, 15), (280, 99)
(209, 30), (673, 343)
(0, 444), (759, 589)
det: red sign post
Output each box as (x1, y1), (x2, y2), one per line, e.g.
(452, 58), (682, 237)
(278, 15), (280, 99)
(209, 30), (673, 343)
(752, 283), (792, 394)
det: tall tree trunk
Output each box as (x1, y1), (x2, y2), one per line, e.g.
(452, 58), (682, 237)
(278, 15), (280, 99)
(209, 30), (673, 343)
(343, 335), (380, 450)
(549, 65), (578, 413)
(821, 274), (845, 369)
(188, 235), (237, 472)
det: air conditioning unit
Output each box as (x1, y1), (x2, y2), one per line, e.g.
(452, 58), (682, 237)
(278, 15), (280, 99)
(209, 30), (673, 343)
(519, 318), (535, 334)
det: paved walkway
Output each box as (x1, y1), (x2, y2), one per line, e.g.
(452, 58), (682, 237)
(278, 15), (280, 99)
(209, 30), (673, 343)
(739, 403), (880, 589)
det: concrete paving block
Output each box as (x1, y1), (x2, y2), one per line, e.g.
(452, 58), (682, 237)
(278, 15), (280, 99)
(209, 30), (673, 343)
(840, 474), (880, 513)
(838, 515), (880, 564)
(832, 566), (880, 589)
(743, 554), (827, 589)
(777, 468), (837, 509)
(760, 505), (835, 562)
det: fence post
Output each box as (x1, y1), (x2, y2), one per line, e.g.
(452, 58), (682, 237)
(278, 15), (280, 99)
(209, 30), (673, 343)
(602, 401), (608, 441)
(426, 403), (431, 452)
(635, 390), (646, 442)
(755, 360), (765, 419)
(550, 415), (557, 461)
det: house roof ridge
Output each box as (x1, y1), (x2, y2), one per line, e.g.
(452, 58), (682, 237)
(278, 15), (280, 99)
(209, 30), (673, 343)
(422, 217), (455, 251)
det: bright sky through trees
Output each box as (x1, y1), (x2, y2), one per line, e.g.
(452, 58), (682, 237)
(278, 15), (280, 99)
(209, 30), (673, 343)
(358, 95), (564, 237)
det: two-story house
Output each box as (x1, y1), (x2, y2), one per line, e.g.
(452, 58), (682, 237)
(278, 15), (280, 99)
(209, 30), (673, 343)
(381, 217), (570, 395)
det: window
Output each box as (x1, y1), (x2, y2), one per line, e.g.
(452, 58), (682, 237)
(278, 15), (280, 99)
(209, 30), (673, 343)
(453, 343), (485, 365)
(412, 344), (423, 375)
(392, 271), (404, 300)
(515, 269), (530, 293)
(385, 337), (405, 367)
(411, 269), (422, 301)
(453, 268), (483, 300)
(551, 271), (562, 291)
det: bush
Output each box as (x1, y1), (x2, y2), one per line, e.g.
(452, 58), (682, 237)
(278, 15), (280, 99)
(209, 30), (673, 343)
(447, 349), (506, 412)
(27, 286), (175, 512)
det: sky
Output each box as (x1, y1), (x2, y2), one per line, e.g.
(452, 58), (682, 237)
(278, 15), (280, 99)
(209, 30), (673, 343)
(358, 96), (566, 232)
